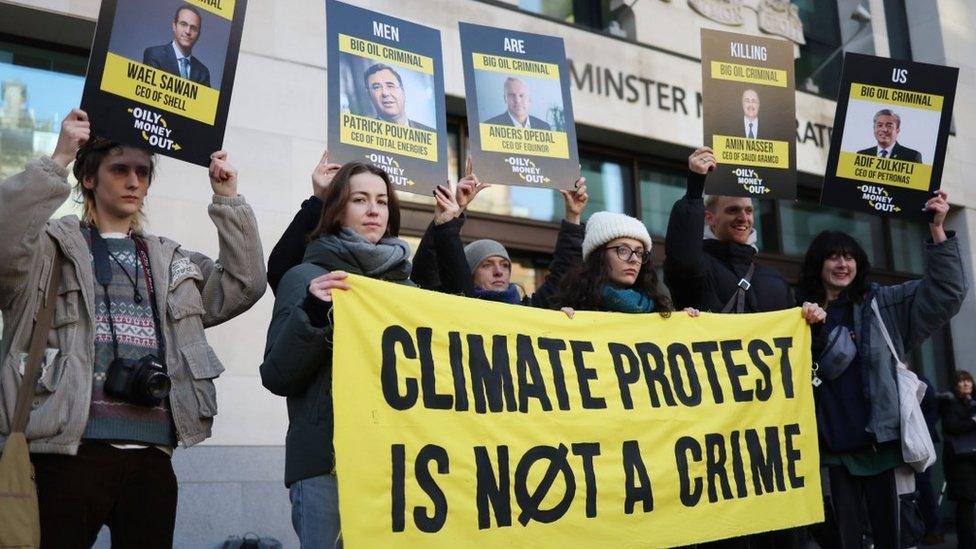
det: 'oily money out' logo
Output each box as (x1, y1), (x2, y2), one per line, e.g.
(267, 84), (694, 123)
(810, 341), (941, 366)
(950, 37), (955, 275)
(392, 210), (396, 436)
(505, 157), (551, 185)
(128, 107), (181, 152)
(365, 153), (416, 187)
(857, 184), (902, 213)
(733, 168), (771, 195)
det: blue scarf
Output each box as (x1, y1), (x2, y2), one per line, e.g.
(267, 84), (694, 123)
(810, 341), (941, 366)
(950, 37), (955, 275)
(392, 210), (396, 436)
(601, 285), (655, 313)
(474, 284), (522, 304)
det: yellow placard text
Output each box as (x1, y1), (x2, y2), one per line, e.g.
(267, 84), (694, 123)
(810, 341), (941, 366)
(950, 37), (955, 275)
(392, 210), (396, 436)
(479, 123), (569, 159)
(473, 52), (560, 80)
(850, 83), (943, 112)
(713, 135), (790, 169)
(100, 53), (218, 125)
(339, 34), (434, 74)
(710, 61), (788, 87)
(836, 151), (932, 191)
(340, 112), (438, 162)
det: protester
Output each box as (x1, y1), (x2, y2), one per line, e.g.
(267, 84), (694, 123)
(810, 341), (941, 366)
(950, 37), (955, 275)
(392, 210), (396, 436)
(414, 157), (588, 306)
(797, 190), (966, 549)
(259, 160), (465, 547)
(0, 109), (266, 547)
(940, 370), (976, 549)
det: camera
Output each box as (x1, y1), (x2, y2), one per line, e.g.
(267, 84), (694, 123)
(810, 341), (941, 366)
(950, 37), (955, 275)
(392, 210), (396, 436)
(104, 355), (171, 406)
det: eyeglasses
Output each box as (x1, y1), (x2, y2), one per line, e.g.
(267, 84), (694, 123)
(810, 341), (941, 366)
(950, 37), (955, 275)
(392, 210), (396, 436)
(605, 245), (650, 264)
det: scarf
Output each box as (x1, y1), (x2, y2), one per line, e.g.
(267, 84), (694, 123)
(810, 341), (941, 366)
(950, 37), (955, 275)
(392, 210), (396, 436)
(703, 224), (759, 252)
(474, 284), (522, 304)
(303, 227), (413, 283)
(601, 285), (655, 313)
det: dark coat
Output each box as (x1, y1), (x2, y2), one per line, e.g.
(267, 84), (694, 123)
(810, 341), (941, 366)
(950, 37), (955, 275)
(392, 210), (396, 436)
(663, 172), (792, 312)
(856, 142), (922, 163)
(483, 112), (551, 131)
(143, 44), (211, 87)
(940, 394), (976, 501)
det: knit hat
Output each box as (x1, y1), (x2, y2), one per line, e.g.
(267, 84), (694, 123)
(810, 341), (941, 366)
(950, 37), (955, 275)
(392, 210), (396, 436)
(581, 212), (652, 260)
(464, 239), (510, 273)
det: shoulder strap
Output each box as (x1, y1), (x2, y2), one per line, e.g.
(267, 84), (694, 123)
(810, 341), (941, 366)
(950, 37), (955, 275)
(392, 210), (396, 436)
(870, 298), (904, 369)
(11, 249), (64, 433)
(721, 262), (756, 314)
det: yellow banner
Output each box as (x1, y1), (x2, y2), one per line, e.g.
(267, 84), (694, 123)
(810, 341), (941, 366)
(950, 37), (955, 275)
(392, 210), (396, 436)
(100, 52), (218, 125)
(713, 134), (790, 169)
(339, 34), (434, 74)
(185, 0), (235, 20)
(332, 275), (822, 548)
(837, 151), (932, 191)
(473, 53), (560, 79)
(479, 123), (569, 159)
(340, 112), (438, 162)
(710, 61), (788, 88)
(850, 83), (943, 112)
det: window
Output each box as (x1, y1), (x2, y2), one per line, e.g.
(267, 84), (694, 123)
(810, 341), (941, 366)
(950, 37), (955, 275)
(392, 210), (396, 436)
(888, 216), (927, 273)
(517, 0), (633, 38)
(794, 0), (843, 98)
(638, 166), (683, 237)
(778, 200), (887, 266)
(883, 0), (912, 61)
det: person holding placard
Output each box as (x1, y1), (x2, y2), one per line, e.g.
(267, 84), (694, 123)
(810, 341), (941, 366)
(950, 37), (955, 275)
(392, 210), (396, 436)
(797, 191), (966, 549)
(0, 109), (266, 547)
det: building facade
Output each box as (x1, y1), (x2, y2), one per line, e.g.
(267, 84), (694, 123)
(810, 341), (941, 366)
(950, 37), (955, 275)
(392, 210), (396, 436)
(1, 0), (974, 546)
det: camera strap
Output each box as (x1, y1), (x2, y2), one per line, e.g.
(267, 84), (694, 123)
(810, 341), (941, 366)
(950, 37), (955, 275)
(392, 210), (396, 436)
(133, 236), (167, 367)
(87, 227), (165, 365)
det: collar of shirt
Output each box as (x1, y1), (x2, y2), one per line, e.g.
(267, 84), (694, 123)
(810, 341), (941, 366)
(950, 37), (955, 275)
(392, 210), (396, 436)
(744, 117), (758, 134)
(509, 112), (530, 129)
(879, 146), (894, 157)
(171, 41), (192, 63)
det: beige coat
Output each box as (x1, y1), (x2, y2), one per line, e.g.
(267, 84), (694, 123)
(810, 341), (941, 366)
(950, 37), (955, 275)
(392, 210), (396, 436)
(0, 157), (266, 454)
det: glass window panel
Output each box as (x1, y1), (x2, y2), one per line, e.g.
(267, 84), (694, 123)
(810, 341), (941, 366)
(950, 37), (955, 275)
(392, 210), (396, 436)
(793, 0), (840, 44)
(638, 166), (684, 237)
(884, 0), (913, 61)
(888, 217), (927, 273)
(778, 200), (887, 266)
(467, 153), (628, 223)
(518, 0), (575, 23)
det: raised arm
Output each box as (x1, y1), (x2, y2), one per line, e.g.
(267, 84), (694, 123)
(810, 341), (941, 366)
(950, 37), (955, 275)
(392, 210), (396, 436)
(663, 147), (714, 308)
(0, 109), (88, 307)
(531, 178), (587, 308)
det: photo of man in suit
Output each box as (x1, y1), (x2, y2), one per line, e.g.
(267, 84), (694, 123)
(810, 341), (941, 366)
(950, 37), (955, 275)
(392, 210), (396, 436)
(484, 77), (552, 130)
(857, 109), (922, 163)
(741, 88), (760, 139)
(143, 4), (211, 87)
(363, 63), (434, 132)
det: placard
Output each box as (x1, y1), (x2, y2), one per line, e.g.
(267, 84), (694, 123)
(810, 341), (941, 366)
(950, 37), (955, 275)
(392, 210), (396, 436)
(701, 29), (797, 199)
(821, 53), (958, 217)
(81, 0), (247, 166)
(327, 0), (448, 195)
(460, 22), (580, 190)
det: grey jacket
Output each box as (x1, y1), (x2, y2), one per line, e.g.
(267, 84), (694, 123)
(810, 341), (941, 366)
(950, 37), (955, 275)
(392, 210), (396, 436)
(837, 234), (967, 444)
(0, 157), (267, 455)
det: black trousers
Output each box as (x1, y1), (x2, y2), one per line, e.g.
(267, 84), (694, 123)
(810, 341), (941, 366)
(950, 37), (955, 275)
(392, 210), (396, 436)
(958, 500), (976, 549)
(827, 465), (899, 549)
(31, 442), (178, 549)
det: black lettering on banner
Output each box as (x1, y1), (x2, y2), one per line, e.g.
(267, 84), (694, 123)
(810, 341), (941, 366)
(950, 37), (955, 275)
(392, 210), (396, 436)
(667, 343), (703, 406)
(392, 444), (406, 532)
(746, 427), (786, 495)
(674, 436), (703, 507)
(622, 440), (654, 514)
(448, 332), (469, 411)
(747, 339), (774, 402)
(720, 340), (753, 402)
(417, 327), (453, 410)
(784, 423), (805, 488)
(467, 334), (517, 413)
(609, 342), (640, 409)
(572, 443), (601, 519)
(537, 337), (572, 410)
(381, 325), (418, 410)
(636, 342), (677, 407)
(414, 445), (450, 533)
(474, 445), (513, 529)
(729, 430), (748, 498)
(705, 434), (733, 503)
(516, 334), (553, 412)
(570, 341), (606, 409)
(515, 444), (576, 526)
(773, 337), (796, 398)
(692, 341), (725, 403)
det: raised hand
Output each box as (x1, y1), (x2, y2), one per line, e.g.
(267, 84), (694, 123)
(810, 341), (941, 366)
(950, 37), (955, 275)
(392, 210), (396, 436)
(312, 150), (342, 200)
(52, 109), (90, 169)
(688, 146), (717, 175)
(456, 156), (490, 211)
(559, 177), (588, 224)
(925, 189), (949, 243)
(208, 150), (238, 198)
(433, 183), (461, 225)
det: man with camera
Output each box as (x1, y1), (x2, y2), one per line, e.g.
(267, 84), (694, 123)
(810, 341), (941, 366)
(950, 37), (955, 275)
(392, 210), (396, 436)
(0, 109), (266, 547)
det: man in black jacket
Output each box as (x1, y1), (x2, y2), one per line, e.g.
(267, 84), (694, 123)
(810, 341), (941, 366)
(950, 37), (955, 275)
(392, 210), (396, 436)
(664, 146), (824, 548)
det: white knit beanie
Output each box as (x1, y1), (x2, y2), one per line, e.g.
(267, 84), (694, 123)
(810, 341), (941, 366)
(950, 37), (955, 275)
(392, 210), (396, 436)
(581, 212), (652, 260)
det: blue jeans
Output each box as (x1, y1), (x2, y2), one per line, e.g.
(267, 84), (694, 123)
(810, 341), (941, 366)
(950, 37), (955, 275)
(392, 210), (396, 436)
(289, 474), (342, 548)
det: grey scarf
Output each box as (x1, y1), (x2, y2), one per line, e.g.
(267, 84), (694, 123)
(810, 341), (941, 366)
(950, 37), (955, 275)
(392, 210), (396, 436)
(304, 227), (413, 283)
